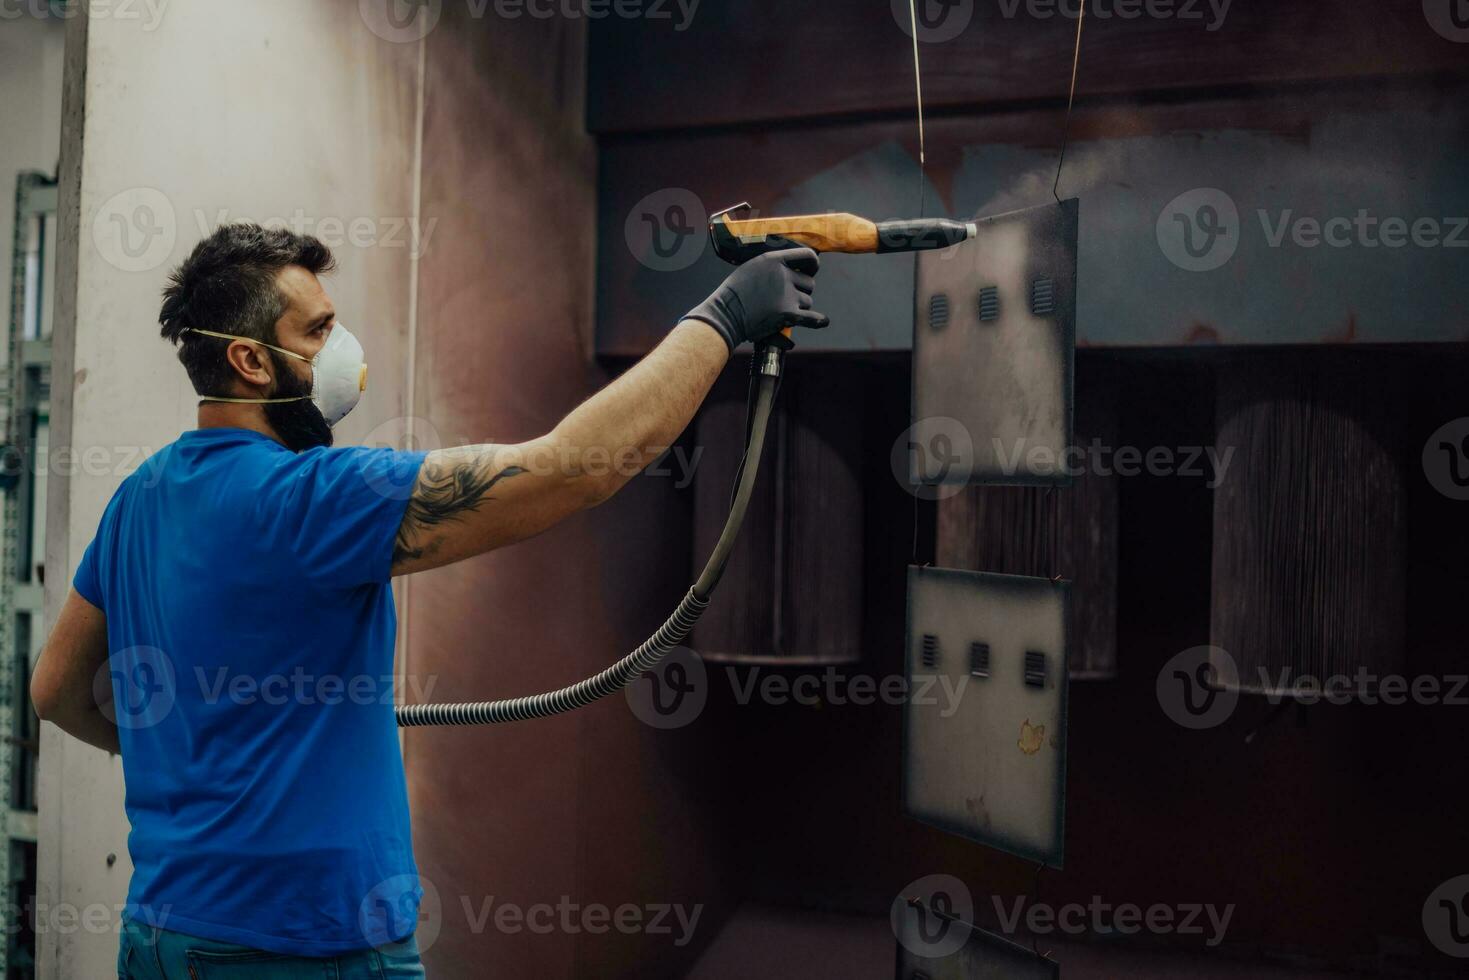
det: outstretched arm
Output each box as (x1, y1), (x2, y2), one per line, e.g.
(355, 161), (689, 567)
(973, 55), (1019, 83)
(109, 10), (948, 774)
(391, 320), (725, 574)
(390, 248), (827, 577)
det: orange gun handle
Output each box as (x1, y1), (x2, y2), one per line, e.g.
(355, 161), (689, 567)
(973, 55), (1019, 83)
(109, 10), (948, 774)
(755, 326), (796, 353)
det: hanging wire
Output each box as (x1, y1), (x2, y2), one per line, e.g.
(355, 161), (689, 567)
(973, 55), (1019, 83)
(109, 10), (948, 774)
(910, 486), (922, 565)
(1032, 861), (1047, 956)
(909, 0), (927, 565)
(1053, 0), (1088, 203)
(909, 0), (927, 218)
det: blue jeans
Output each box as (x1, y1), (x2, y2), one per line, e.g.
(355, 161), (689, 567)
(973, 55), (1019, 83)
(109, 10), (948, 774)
(118, 917), (426, 979)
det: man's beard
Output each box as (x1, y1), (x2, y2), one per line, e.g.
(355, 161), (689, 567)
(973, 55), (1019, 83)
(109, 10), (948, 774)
(264, 350), (333, 452)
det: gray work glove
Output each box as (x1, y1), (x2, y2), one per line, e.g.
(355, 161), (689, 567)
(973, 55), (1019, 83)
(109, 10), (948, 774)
(684, 248), (829, 350)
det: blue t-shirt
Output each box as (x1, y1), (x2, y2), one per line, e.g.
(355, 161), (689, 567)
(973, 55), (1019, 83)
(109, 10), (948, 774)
(73, 428), (428, 956)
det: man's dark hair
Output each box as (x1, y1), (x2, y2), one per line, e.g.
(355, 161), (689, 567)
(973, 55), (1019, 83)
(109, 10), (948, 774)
(159, 223), (336, 396)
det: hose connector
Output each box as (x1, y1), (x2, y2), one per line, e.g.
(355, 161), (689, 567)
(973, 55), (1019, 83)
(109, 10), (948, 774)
(752, 344), (784, 380)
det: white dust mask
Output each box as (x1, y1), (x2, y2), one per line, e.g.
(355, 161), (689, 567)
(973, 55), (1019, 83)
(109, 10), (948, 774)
(188, 323), (367, 426)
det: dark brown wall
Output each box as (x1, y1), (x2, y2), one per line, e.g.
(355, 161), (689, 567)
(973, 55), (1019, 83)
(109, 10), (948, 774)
(403, 9), (737, 976)
(587, 0), (1465, 133)
(706, 350), (1469, 972)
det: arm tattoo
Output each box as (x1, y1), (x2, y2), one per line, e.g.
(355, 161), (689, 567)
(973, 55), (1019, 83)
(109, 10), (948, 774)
(393, 451), (527, 564)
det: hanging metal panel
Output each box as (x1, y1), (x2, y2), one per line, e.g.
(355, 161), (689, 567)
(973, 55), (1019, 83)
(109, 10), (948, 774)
(911, 199), (1078, 488)
(903, 566), (1069, 868)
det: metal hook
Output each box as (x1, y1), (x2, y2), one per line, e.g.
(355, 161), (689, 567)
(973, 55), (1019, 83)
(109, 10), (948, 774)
(709, 201), (753, 222)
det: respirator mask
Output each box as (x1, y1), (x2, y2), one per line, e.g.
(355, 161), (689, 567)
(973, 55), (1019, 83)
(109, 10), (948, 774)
(188, 324), (367, 450)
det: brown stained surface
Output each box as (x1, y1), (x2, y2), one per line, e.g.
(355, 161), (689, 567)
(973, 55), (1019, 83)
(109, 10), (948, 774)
(1018, 720), (1046, 756)
(1187, 323), (1222, 344)
(402, 9), (736, 976)
(1325, 312), (1360, 344)
(587, 0), (1466, 134)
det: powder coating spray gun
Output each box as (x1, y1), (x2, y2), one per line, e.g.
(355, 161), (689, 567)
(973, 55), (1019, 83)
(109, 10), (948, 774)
(395, 205), (977, 728)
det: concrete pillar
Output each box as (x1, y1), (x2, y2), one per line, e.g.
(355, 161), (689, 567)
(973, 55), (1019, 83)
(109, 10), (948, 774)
(42, 3), (420, 975)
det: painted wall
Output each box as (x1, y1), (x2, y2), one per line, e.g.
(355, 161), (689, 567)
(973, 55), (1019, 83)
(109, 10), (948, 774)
(41, 3), (420, 976)
(402, 4), (737, 975)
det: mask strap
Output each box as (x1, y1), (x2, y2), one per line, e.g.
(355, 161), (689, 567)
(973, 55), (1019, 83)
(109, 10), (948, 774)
(184, 327), (312, 363)
(198, 395), (309, 405)
(187, 329), (312, 406)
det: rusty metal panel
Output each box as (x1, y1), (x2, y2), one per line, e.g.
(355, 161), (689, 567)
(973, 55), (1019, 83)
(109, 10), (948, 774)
(912, 200), (1077, 488)
(903, 566), (1069, 868)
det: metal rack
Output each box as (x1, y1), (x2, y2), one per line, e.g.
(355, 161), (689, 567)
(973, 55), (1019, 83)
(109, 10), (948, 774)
(2, 171), (57, 980)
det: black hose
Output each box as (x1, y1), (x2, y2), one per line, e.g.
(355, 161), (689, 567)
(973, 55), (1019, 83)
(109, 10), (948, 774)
(395, 363), (781, 728)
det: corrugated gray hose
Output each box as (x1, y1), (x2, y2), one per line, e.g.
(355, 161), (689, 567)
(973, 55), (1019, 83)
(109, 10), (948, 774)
(395, 362), (780, 727)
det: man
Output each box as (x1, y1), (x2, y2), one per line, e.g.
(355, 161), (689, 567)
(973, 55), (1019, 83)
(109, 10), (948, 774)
(30, 222), (826, 976)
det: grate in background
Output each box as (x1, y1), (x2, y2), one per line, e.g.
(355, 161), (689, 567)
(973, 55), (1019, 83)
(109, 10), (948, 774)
(1210, 353), (1407, 697)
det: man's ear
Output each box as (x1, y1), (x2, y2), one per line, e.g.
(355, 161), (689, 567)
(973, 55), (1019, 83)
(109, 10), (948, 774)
(223, 340), (273, 392)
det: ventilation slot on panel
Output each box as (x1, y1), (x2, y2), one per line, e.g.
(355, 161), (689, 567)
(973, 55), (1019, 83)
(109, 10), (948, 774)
(1030, 277), (1055, 316)
(928, 293), (950, 331)
(969, 642), (991, 678)
(978, 286), (1000, 322)
(921, 633), (940, 670)
(1024, 651), (1048, 688)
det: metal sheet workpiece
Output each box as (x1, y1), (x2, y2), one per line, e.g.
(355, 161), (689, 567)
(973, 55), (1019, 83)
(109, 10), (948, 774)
(894, 903), (1060, 979)
(911, 199), (1078, 487)
(902, 566), (1070, 869)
